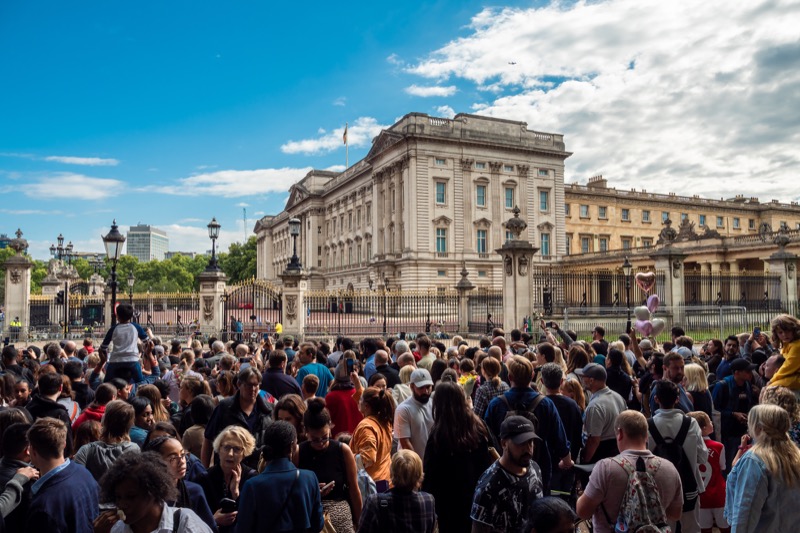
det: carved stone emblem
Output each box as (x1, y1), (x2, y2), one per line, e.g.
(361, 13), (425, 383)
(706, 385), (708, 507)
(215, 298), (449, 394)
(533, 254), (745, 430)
(286, 295), (298, 322)
(504, 256), (513, 276)
(9, 269), (21, 284)
(202, 296), (214, 321)
(518, 255), (529, 276)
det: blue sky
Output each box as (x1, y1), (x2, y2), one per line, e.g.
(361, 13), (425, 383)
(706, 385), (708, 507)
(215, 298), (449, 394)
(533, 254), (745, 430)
(2, 0), (799, 259)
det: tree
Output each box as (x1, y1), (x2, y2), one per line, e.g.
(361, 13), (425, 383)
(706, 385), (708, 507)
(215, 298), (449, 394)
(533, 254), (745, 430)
(218, 237), (257, 284)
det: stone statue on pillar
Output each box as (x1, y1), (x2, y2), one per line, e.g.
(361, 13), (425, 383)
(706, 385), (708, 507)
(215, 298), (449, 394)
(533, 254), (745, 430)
(3, 229), (33, 342)
(496, 207), (538, 333)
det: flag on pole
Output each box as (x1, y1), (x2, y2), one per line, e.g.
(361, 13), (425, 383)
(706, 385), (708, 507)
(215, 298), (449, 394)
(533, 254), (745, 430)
(343, 122), (348, 145)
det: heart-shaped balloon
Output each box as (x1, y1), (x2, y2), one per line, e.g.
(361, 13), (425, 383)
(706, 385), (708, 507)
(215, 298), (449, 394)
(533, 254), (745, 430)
(635, 272), (657, 293)
(634, 306), (651, 321)
(635, 319), (654, 336)
(651, 318), (666, 336)
(647, 294), (660, 314)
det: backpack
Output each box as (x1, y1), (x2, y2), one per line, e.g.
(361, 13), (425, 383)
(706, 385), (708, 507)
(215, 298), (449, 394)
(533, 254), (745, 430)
(648, 415), (698, 509)
(500, 392), (545, 434)
(602, 456), (671, 533)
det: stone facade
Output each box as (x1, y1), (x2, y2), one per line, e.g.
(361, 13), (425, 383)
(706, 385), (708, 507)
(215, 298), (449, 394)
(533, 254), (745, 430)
(255, 113), (570, 291)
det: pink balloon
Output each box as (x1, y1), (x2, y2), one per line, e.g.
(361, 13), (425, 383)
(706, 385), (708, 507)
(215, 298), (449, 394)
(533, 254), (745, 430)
(635, 319), (654, 336)
(647, 294), (660, 314)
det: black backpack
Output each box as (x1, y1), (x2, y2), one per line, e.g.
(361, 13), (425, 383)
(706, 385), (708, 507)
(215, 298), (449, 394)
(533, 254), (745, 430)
(500, 393), (545, 434)
(647, 415), (698, 509)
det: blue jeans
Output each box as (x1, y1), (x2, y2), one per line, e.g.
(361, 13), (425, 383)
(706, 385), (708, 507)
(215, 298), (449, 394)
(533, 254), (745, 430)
(104, 361), (144, 385)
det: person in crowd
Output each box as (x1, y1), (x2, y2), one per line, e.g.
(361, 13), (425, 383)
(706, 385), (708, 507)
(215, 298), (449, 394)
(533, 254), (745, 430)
(394, 368), (434, 457)
(25, 371), (75, 456)
(768, 314), (800, 394)
(261, 350), (302, 398)
(129, 396), (155, 447)
(202, 367), (274, 469)
(235, 420), (324, 533)
(416, 336), (435, 371)
(540, 363), (583, 496)
(213, 370), (237, 403)
(684, 363), (715, 435)
(724, 404), (800, 532)
(391, 364), (414, 405)
(172, 376), (210, 436)
(109, 377), (134, 401)
(137, 384), (170, 423)
(99, 303), (151, 384)
(274, 394), (307, 447)
(358, 449), (436, 533)
(578, 363), (626, 464)
(302, 374), (320, 401)
(93, 451), (213, 533)
(650, 352), (694, 414)
(715, 336), (741, 381)
(712, 357), (759, 472)
(367, 373), (387, 390)
(559, 378), (586, 412)
(687, 411), (729, 533)
(471, 415), (544, 533)
(144, 436), (216, 530)
(422, 380), (494, 533)
(298, 398), (362, 532)
(373, 350), (400, 388)
(26, 418), (99, 532)
(473, 356), (510, 419)
(524, 497), (578, 533)
(2, 345), (35, 387)
(200, 425), (258, 532)
(56, 374), (82, 424)
(649, 380), (708, 533)
(73, 419), (101, 455)
(351, 386), (395, 492)
(577, 411), (683, 533)
(182, 394), (216, 459)
(325, 359), (364, 438)
(484, 355), (572, 494)
(759, 385), (800, 446)
(72, 382), (116, 433)
(65, 360), (95, 410)
(74, 399), (140, 481)
(0, 422), (35, 531)
(701, 339), (725, 375)
(295, 342), (334, 397)
(565, 345), (590, 384)
(604, 349), (633, 403)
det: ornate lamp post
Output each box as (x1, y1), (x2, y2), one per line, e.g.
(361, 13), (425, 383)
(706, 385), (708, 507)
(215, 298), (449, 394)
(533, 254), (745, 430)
(287, 218), (302, 270)
(382, 276), (389, 337)
(206, 217), (221, 271)
(622, 256), (632, 333)
(102, 220), (126, 327)
(127, 271), (136, 304)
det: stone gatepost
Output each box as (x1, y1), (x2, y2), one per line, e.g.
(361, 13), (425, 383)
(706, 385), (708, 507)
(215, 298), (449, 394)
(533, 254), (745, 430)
(496, 208), (538, 333)
(198, 269), (228, 336)
(3, 230), (33, 342)
(650, 246), (687, 326)
(455, 264), (475, 335)
(280, 269), (308, 339)
(765, 232), (798, 311)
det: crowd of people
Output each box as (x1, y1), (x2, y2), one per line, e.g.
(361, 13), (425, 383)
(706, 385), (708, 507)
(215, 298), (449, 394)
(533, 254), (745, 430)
(0, 300), (798, 533)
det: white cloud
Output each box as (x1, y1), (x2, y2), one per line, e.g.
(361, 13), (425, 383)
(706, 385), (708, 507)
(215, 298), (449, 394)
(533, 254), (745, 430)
(43, 155), (119, 166)
(280, 117), (388, 155)
(404, 84), (458, 97)
(325, 165), (346, 172)
(387, 53), (404, 66)
(333, 96), (347, 107)
(236, 202), (250, 208)
(22, 174), (125, 200)
(139, 168), (313, 198)
(0, 208), (60, 215)
(435, 105), (456, 119)
(407, 0), (800, 202)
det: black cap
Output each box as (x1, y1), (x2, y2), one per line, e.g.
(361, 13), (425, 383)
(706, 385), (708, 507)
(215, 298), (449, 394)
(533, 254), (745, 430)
(499, 415), (541, 444)
(730, 358), (758, 373)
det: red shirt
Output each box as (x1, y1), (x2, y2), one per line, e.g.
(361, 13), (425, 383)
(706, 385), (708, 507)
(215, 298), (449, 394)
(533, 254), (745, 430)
(325, 388), (364, 437)
(699, 438), (726, 508)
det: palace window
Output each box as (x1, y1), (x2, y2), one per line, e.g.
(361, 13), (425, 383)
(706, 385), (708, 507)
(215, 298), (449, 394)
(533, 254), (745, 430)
(539, 190), (550, 211)
(541, 233), (551, 257)
(436, 228), (447, 253)
(599, 237), (608, 252)
(699, 214), (706, 226)
(621, 208), (630, 221)
(435, 182), (446, 205)
(477, 230), (487, 253)
(733, 217), (740, 229)
(599, 206), (608, 219)
(475, 162), (486, 170)
(476, 185), (487, 207)
(435, 157), (446, 166)
(642, 210), (651, 222)
(580, 205), (589, 218)
(662, 211), (670, 222)
(505, 187), (514, 209)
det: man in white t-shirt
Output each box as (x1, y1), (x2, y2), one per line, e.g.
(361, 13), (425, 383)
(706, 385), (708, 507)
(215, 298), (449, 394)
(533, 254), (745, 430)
(394, 368), (434, 456)
(579, 363), (627, 463)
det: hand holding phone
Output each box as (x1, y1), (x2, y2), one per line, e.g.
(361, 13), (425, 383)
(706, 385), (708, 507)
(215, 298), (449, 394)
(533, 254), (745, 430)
(320, 480), (335, 494)
(346, 358), (354, 373)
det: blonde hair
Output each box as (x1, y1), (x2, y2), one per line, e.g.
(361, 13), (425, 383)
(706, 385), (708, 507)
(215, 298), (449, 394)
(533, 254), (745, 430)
(748, 404), (800, 487)
(683, 363), (709, 393)
(561, 378), (586, 412)
(507, 355), (533, 387)
(391, 449), (424, 490)
(688, 410), (711, 430)
(760, 386), (800, 423)
(399, 365), (415, 385)
(212, 425), (256, 457)
(609, 340), (625, 353)
(615, 410), (648, 441)
(553, 346), (568, 373)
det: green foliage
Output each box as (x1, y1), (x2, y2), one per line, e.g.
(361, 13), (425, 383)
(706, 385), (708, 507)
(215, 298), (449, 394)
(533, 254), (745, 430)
(218, 236), (257, 284)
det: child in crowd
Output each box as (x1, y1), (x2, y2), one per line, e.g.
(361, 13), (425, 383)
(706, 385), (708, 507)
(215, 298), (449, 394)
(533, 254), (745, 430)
(688, 411), (730, 533)
(99, 303), (150, 384)
(302, 374), (319, 401)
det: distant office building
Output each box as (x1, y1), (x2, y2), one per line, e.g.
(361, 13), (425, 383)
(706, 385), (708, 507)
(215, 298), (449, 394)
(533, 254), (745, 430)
(0, 234), (10, 249)
(164, 251), (200, 260)
(126, 225), (169, 262)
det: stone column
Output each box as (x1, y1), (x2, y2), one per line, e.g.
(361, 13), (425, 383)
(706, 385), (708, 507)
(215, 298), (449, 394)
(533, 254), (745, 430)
(3, 230), (33, 342)
(496, 208), (538, 332)
(651, 247), (687, 325)
(197, 269), (228, 336)
(765, 250), (798, 311)
(455, 265), (475, 335)
(280, 269), (308, 339)
(728, 261), (741, 306)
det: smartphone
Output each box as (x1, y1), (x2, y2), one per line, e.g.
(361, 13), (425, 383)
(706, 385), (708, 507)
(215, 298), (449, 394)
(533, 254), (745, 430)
(346, 358), (354, 373)
(754, 327), (761, 337)
(263, 333), (271, 342)
(321, 480), (335, 492)
(546, 321), (557, 328)
(99, 503), (118, 512)
(239, 357), (252, 364)
(220, 498), (238, 513)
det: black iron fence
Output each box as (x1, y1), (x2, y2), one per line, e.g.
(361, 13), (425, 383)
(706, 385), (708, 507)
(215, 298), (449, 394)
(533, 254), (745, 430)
(468, 289), (504, 334)
(223, 279), (282, 341)
(683, 273), (781, 308)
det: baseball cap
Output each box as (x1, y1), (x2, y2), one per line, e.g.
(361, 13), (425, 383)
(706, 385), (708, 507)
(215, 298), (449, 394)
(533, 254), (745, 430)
(730, 358), (758, 373)
(675, 346), (693, 360)
(638, 339), (653, 351)
(410, 368), (433, 387)
(500, 415), (541, 444)
(153, 345), (165, 356)
(575, 362), (607, 381)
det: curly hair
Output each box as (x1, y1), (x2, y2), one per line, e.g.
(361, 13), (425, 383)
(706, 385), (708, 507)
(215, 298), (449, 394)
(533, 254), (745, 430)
(761, 386), (800, 423)
(99, 451), (178, 504)
(771, 314), (800, 348)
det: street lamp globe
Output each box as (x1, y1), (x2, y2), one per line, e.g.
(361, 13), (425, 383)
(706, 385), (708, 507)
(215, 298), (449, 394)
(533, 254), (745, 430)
(622, 257), (632, 278)
(57, 233), (64, 249)
(128, 271), (135, 289)
(49, 244), (56, 257)
(287, 218), (302, 270)
(102, 220), (126, 262)
(206, 217), (221, 271)
(207, 217), (221, 240)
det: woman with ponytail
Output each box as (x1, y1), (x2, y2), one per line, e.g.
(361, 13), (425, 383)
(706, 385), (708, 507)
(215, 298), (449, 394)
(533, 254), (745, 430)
(724, 404), (800, 532)
(472, 356), (509, 418)
(350, 386), (395, 492)
(296, 397), (362, 532)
